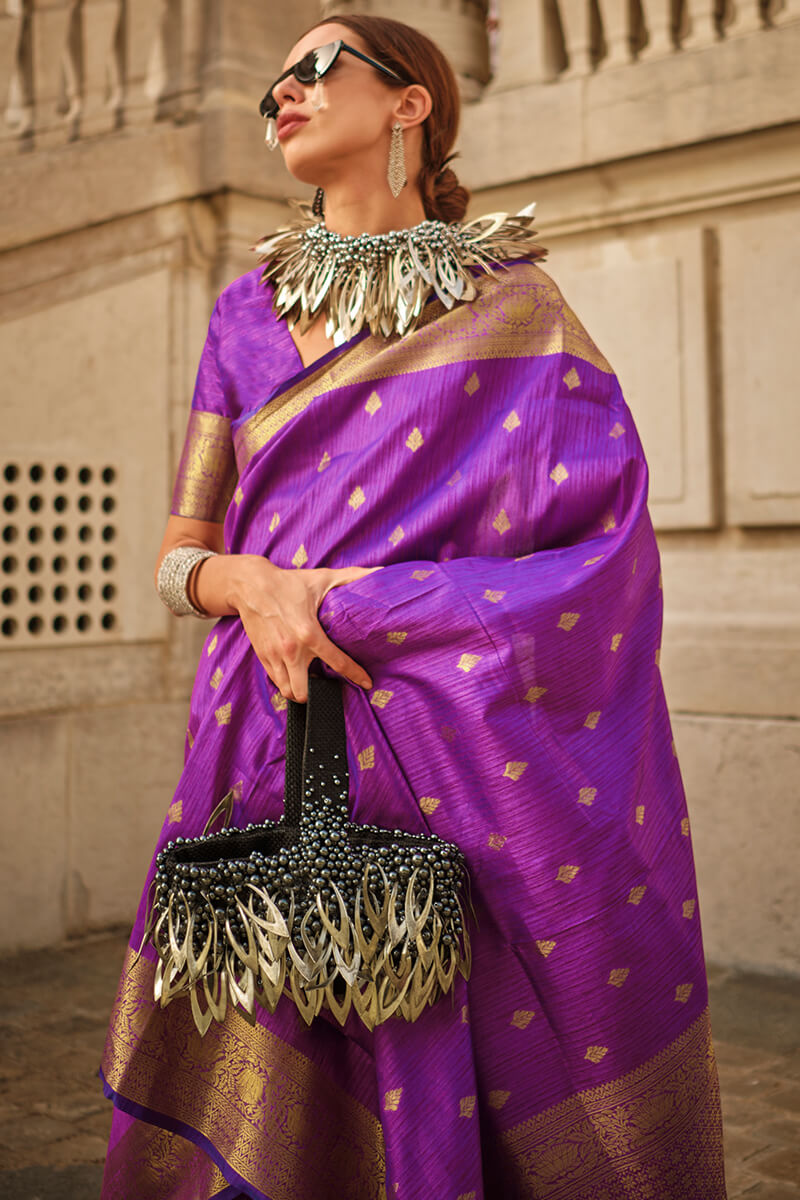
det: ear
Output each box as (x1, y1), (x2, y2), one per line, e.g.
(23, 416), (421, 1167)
(391, 84), (432, 129)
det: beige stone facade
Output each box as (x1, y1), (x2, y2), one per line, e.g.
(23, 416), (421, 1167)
(1, 2), (798, 973)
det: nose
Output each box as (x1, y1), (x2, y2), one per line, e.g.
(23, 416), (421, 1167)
(272, 71), (307, 112)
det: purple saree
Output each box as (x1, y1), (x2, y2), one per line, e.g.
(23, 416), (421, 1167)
(100, 259), (726, 1200)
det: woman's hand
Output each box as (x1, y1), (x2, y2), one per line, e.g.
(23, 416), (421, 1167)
(197, 553), (379, 702)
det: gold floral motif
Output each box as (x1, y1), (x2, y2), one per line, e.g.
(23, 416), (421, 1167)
(603, 512), (617, 533)
(419, 797), (440, 815)
(584, 711), (601, 729)
(655, 647), (662, 666)
(186, 729), (194, 749)
(628, 886), (647, 905)
(270, 693), (288, 712)
(610, 422), (626, 438)
(457, 653), (482, 672)
(370, 689), (393, 709)
(291, 544), (308, 568)
(578, 787), (596, 805)
(536, 940), (556, 958)
(214, 703), (231, 726)
(269, 511), (280, 532)
(358, 746), (375, 770)
(365, 391), (382, 415)
(675, 984), (694, 1004)
(550, 463), (569, 485)
(503, 410), (521, 432)
(447, 470), (462, 486)
(440, 724), (457, 742)
(464, 372), (480, 395)
(683, 900), (696, 919)
(585, 1046), (608, 1064)
(460, 1096), (477, 1118)
(386, 630), (407, 644)
(681, 816), (690, 836)
(167, 799), (182, 824)
(501, 1009), (724, 1199)
(584, 555), (604, 566)
(511, 1011), (535, 1029)
(317, 451), (331, 471)
(488, 833), (508, 850)
(411, 569), (433, 580)
(384, 1088), (403, 1112)
(563, 367), (581, 390)
(611, 633), (623, 652)
(388, 526), (405, 545)
(461, 1004), (469, 1023)
(234, 486), (244, 506)
(348, 487), (366, 510)
(489, 1091), (511, 1110)
(525, 686), (547, 703)
(558, 612), (580, 631)
(457, 1192), (477, 1200)
(632, 557), (638, 574)
(556, 865), (580, 884)
(493, 509), (511, 535)
(484, 589), (506, 603)
(405, 427), (424, 451)
(207, 634), (218, 656)
(503, 761), (528, 781)
(608, 968), (630, 988)
(210, 668), (223, 690)
(635, 805), (645, 825)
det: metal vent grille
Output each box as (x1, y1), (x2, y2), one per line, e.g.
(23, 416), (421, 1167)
(1, 461), (120, 647)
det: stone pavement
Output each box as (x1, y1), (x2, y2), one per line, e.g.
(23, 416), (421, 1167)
(0, 932), (797, 1200)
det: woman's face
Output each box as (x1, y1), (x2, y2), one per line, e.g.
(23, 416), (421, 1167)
(269, 23), (406, 187)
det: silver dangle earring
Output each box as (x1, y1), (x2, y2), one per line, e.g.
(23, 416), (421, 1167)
(388, 122), (407, 199)
(311, 77), (325, 111)
(264, 116), (278, 150)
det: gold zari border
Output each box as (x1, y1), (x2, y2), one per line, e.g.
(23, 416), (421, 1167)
(171, 409), (237, 523)
(501, 1007), (725, 1198)
(234, 263), (613, 469)
(102, 949), (386, 1200)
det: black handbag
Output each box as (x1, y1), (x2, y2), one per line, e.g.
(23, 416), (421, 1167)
(143, 672), (471, 1034)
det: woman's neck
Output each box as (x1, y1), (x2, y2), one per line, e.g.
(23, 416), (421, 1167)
(318, 181), (428, 237)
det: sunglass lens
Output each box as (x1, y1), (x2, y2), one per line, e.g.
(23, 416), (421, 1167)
(311, 41), (340, 78)
(294, 50), (320, 84)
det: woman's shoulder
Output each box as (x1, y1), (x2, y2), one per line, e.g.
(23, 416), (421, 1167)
(214, 263), (273, 318)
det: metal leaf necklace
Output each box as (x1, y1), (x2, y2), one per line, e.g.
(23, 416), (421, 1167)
(254, 202), (546, 343)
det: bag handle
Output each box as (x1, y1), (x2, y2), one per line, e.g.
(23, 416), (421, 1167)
(283, 668), (349, 826)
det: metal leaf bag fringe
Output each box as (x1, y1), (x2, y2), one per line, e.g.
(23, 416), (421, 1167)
(253, 202), (546, 341)
(142, 675), (471, 1035)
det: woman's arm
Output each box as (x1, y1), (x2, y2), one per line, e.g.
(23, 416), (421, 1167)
(155, 514), (376, 701)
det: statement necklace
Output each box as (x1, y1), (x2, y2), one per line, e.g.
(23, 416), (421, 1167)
(254, 202), (546, 342)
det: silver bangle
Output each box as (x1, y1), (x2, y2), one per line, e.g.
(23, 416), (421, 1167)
(157, 546), (218, 618)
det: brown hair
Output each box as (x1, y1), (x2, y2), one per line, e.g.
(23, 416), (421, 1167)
(306, 14), (470, 223)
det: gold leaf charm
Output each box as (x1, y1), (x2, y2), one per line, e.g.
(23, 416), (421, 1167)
(384, 1088), (403, 1111)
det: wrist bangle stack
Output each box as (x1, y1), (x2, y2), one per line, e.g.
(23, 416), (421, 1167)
(157, 546), (218, 618)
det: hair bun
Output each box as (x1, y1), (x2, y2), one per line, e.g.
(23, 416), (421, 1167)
(431, 166), (470, 224)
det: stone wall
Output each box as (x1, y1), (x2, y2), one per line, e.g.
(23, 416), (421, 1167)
(1, 1), (798, 973)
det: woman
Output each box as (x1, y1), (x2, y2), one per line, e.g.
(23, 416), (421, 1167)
(100, 14), (727, 1200)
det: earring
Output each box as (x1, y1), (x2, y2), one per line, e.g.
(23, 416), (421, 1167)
(311, 77), (325, 111)
(312, 188), (325, 219)
(388, 123), (407, 199)
(264, 116), (278, 150)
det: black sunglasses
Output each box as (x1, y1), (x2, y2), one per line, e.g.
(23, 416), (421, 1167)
(259, 39), (409, 121)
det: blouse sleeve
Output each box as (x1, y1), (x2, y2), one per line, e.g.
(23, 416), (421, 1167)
(170, 301), (238, 523)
